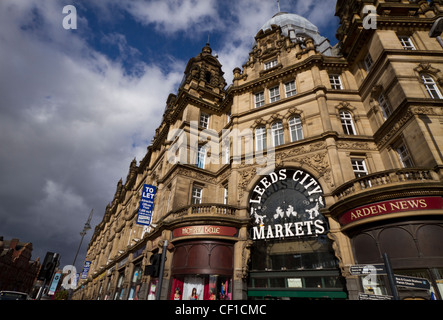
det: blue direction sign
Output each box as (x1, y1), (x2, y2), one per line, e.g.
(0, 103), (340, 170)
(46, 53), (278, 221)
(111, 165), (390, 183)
(394, 275), (431, 290)
(136, 184), (157, 226)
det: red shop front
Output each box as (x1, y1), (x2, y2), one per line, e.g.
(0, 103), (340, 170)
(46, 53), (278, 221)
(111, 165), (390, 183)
(169, 226), (237, 300)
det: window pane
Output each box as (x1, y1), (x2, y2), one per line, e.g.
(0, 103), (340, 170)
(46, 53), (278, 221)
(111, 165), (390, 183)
(329, 75), (342, 89)
(196, 145), (205, 169)
(255, 127), (267, 151)
(285, 81), (297, 97)
(192, 187), (202, 204)
(378, 94), (392, 119)
(255, 92), (265, 108)
(269, 86), (280, 103)
(422, 75), (443, 99)
(351, 159), (368, 178)
(265, 59), (278, 70)
(340, 111), (356, 135)
(364, 54), (373, 71)
(272, 122), (284, 146)
(399, 36), (415, 50)
(397, 144), (413, 168)
(200, 113), (209, 129)
(289, 117), (303, 142)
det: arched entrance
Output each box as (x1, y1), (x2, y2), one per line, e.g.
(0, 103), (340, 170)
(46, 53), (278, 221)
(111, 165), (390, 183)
(247, 168), (347, 299)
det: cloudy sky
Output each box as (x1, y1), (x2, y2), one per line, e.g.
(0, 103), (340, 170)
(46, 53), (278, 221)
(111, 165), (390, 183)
(0, 0), (339, 272)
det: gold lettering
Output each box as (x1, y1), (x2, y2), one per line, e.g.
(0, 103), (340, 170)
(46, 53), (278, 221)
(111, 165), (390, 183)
(390, 202), (400, 210)
(399, 201), (408, 209)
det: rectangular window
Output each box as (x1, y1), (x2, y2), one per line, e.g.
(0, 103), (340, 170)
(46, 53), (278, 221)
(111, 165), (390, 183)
(191, 186), (202, 204)
(351, 159), (369, 178)
(397, 143), (414, 168)
(364, 54), (373, 71)
(272, 122), (284, 147)
(399, 36), (416, 50)
(224, 186), (228, 205)
(255, 127), (267, 151)
(289, 117), (303, 142)
(255, 91), (265, 108)
(269, 86), (280, 103)
(264, 59), (278, 70)
(196, 145), (206, 169)
(200, 113), (209, 129)
(329, 75), (343, 90)
(378, 94), (392, 119)
(285, 80), (297, 97)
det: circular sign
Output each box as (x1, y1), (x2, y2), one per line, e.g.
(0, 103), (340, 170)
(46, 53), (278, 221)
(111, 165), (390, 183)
(248, 168), (328, 240)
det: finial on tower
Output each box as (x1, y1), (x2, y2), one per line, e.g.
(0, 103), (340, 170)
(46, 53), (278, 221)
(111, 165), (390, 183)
(277, 0), (281, 13)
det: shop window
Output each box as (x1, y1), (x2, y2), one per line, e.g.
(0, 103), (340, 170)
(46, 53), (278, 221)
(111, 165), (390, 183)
(128, 263), (143, 300)
(170, 275), (232, 300)
(114, 271), (125, 300)
(147, 279), (158, 300)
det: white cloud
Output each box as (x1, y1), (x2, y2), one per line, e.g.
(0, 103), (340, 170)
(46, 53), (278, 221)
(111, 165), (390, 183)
(0, 0), (183, 265)
(121, 0), (220, 35)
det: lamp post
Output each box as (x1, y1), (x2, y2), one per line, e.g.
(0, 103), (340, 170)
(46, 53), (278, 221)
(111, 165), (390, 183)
(73, 209), (93, 268)
(429, 17), (443, 49)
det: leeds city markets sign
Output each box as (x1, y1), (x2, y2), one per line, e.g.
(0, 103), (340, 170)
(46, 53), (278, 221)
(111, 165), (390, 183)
(249, 168), (328, 241)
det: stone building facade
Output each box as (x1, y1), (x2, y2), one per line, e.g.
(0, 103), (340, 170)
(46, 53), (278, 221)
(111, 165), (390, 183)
(73, 0), (443, 301)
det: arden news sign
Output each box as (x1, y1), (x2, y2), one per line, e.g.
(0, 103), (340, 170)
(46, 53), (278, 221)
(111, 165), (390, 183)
(339, 196), (443, 226)
(249, 168), (328, 240)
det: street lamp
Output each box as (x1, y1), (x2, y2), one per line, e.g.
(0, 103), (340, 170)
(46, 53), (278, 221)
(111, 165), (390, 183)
(429, 17), (443, 48)
(72, 209), (93, 267)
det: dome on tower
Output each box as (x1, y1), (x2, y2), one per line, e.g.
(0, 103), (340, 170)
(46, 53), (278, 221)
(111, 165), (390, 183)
(258, 12), (336, 57)
(260, 12), (319, 34)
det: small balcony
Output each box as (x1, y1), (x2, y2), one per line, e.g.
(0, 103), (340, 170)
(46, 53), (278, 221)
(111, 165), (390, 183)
(332, 167), (442, 202)
(170, 203), (238, 218)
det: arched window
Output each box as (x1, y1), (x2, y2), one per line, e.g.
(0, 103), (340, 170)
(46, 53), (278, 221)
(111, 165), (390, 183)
(255, 127), (267, 152)
(271, 121), (284, 147)
(289, 117), (303, 142)
(340, 111), (357, 135)
(421, 74), (443, 99)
